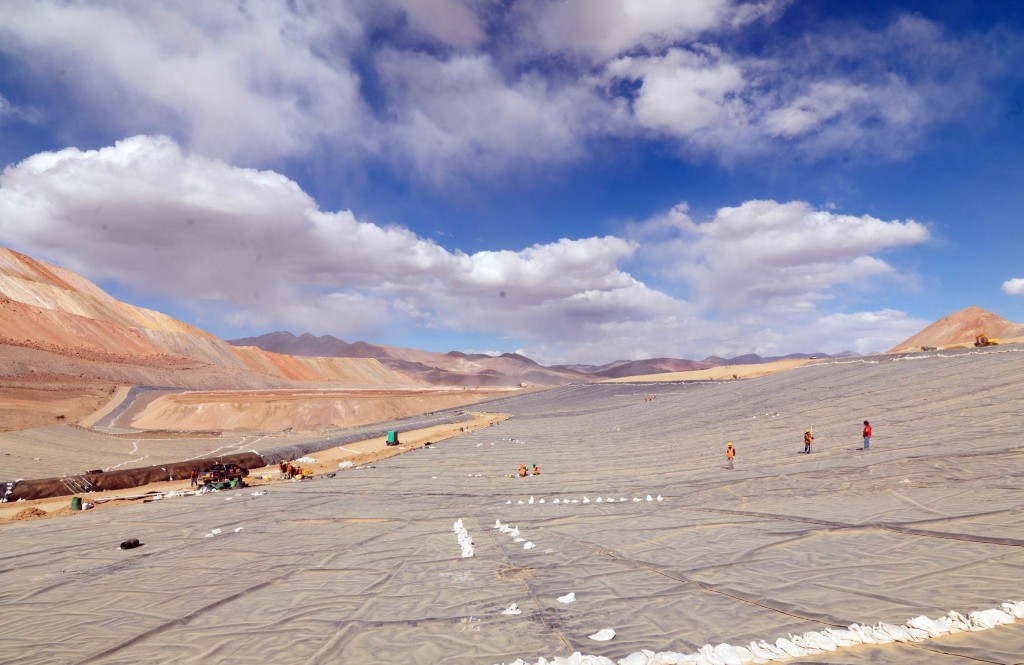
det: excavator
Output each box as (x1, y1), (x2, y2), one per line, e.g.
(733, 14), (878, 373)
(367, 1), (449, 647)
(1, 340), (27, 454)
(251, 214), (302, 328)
(975, 333), (1000, 347)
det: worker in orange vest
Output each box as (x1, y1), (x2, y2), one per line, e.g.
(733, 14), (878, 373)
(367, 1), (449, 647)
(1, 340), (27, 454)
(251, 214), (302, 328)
(804, 430), (814, 454)
(518, 464), (528, 477)
(726, 442), (735, 470)
(531, 464), (540, 475)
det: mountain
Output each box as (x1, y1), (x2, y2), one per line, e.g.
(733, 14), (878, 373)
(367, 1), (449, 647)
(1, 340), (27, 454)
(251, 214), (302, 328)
(0, 247), (417, 390)
(888, 306), (1024, 353)
(228, 331), (585, 386)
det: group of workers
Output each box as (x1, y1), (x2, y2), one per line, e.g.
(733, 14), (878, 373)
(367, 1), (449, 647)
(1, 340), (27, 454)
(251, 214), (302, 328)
(727, 420), (873, 469)
(278, 461), (304, 479)
(517, 464), (540, 477)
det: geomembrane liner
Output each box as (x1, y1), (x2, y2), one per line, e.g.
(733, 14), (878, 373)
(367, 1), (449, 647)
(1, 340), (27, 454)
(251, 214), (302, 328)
(0, 346), (1022, 664)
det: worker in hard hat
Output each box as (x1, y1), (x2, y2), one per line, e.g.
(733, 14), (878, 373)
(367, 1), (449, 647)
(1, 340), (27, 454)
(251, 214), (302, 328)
(726, 442), (735, 470)
(518, 464), (528, 477)
(531, 464), (540, 475)
(804, 430), (814, 454)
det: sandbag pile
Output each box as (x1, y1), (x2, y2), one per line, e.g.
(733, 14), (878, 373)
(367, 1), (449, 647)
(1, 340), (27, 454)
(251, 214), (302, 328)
(453, 519), (474, 558)
(498, 600), (1024, 665)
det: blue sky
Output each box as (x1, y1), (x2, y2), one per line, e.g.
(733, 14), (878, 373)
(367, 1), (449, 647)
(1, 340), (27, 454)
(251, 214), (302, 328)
(0, 1), (1022, 364)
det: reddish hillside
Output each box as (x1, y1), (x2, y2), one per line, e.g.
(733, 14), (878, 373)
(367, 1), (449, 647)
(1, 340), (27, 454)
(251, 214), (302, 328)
(0, 247), (416, 388)
(888, 306), (1024, 352)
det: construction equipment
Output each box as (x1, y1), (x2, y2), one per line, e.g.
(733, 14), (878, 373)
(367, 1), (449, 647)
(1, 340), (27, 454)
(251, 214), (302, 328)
(198, 463), (249, 486)
(975, 334), (1000, 347)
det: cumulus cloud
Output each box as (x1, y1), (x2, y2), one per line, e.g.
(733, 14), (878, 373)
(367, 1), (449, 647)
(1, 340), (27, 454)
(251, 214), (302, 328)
(1002, 278), (1024, 296)
(0, 1), (1015, 173)
(632, 200), (930, 313)
(375, 50), (607, 178)
(0, 135), (691, 361)
(605, 48), (747, 137)
(526, 0), (732, 61)
(0, 2), (368, 162)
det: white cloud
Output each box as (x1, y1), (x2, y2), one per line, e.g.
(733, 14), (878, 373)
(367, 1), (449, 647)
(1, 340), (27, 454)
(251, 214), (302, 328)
(389, 0), (487, 49)
(0, 1), (1011, 174)
(0, 135), (685, 360)
(1002, 278), (1024, 296)
(606, 48), (747, 136)
(527, 0), (732, 61)
(0, 2), (368, 162)
(375, 51), (608, 178)
(790, 310), (931, 355)
(0, 136), (942, 363)
(632, 199), (930, 313)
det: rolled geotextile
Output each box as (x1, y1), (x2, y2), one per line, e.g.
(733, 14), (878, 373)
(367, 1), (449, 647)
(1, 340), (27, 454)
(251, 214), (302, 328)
(6, 451), (267, 501)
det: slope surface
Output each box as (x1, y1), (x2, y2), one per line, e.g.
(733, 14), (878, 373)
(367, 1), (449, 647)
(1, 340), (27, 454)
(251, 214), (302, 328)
(1, 345), (1022, 663)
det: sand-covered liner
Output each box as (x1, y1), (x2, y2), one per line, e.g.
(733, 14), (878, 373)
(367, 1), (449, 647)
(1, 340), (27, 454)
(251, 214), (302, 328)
(0, 345), (1022, 664)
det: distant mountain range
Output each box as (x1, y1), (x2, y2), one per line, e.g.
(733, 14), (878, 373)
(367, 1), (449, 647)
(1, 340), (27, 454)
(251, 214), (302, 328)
(228, 331), (839, 386)
(8, 244), (1021, 392)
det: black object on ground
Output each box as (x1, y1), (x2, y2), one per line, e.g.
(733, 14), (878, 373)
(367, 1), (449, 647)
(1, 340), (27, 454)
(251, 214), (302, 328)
(120, 538), (142, 550)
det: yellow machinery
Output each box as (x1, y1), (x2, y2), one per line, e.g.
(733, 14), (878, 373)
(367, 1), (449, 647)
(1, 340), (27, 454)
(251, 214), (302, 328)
(975, 334), (999, 347)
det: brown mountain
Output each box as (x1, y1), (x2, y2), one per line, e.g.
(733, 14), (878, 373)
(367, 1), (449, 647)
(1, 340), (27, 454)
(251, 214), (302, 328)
(888, 306), (1024, 352)
(0, 247), (417, 390)
(229, 331), (587, 386)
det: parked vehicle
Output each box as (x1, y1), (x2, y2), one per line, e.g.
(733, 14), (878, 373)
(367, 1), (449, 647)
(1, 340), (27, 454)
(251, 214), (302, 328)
(198, 463), (249, 485)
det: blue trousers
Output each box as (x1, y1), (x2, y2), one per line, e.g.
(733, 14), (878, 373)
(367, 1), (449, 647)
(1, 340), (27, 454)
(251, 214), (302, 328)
(863, 437), (870, 449)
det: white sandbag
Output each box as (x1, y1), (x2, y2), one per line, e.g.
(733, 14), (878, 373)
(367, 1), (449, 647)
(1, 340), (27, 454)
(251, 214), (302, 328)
(797, 630), (838, 651)
(846, 624), (879, 645)
(589, 628), (615, 641)
(968, 608), (1015, 629)
(747, 640), (784, 659)
(905, 615), (950, 638)
(773, 637), (808, 657)
(942, 610), (972, 633)
(501, 603), (523, 615)
(873, 622), (912, 642)
(557, 592), (576, 604)
(1001, 601), (1024, 618)
(618, 649), (654, 665)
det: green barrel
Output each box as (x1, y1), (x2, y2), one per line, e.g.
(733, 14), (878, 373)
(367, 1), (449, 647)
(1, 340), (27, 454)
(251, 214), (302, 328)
(70, 497), (82, 510)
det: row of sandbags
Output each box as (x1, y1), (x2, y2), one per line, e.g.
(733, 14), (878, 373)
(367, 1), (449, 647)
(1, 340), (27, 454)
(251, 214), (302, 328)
(500, 600), (1024, 665)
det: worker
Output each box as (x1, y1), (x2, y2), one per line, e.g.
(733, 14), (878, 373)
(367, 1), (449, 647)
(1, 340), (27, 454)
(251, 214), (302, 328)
(726, 442), (735, 470)
(189, 468), (198, 488)
(531, 464), (540, 475)
(862, 420), (872, 450)
(518, 464), (528, 478)
(804, 430), (814, 454)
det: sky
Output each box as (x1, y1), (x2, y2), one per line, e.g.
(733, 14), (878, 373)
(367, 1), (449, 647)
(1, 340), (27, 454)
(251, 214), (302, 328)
(0, 1), (1022, 365)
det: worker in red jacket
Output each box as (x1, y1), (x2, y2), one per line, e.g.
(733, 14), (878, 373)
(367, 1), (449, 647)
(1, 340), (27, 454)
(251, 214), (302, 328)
(862, 421), (872, 450)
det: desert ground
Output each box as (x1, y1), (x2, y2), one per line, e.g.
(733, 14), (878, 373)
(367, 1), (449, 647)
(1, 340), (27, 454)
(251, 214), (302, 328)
(603, 357), (817, 383)
(1, 344), (1023, 664)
